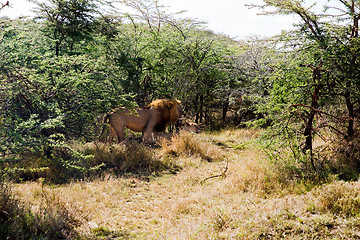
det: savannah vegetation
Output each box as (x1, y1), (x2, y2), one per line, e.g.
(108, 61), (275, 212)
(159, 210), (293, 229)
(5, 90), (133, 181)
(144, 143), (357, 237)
(1, 0), (360, 239)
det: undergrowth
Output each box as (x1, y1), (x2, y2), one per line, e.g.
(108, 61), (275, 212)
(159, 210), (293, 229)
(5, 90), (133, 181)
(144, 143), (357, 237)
(308, 181), (360, 217)
(79, 141), (167, 174)
(158, 131), (225, 162)
(3, 128), (360, 239)
(1, 141), (179, 183)
(0, 182), (77, 239)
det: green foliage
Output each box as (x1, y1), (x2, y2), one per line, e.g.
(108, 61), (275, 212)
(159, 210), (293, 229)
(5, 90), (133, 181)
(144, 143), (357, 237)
(249, 0), (360, 177)
(0, 16), (129, 162)
(34, 0), (102, 56)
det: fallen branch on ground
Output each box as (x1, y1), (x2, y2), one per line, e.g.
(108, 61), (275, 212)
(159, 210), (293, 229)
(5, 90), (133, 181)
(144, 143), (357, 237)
(201, 159), (229, 183)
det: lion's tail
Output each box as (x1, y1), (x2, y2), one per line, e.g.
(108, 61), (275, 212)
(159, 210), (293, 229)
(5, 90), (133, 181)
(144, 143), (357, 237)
(98, 113), (111, 141)
(103, 113), (110, 124)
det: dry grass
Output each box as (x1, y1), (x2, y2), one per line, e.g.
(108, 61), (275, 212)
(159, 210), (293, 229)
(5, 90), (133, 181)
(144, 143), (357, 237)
(10, 129), (360, 239)
(308, 181), (360, 217)
(0, 182), (77, 239)
(73, 140), (179, 176)
(158, 130), (225, 162)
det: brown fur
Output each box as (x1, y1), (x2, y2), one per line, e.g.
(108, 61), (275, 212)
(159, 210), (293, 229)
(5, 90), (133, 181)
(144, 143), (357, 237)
(104, 99), (182, 143)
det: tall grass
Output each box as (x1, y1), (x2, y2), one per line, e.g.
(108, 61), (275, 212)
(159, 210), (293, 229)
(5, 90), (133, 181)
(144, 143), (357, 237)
(308, 181), (360, 217)
(158, 131), (225, 162)
(79, 141), (174, 174)
(0, 182), (77, 239)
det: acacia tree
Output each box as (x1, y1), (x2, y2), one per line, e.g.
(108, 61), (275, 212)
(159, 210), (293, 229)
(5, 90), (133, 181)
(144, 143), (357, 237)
(111, 0), (240, 126)
(32, 0), (100, 56)
(0, 10), (129, 165)
(251, 0), (360, 172)
(227, 37), (282, 127)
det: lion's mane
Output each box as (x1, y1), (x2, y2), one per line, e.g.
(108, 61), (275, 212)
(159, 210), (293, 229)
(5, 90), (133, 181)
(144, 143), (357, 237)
(144, 99), (182, 132)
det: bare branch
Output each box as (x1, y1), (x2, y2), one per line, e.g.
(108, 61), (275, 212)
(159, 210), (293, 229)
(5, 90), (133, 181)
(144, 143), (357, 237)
(201, 159), (229, 183)
(0, 1), (9, 12)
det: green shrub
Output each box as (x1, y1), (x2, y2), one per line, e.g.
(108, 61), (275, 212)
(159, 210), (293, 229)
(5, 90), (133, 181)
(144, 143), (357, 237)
(1, 140), (100, 183)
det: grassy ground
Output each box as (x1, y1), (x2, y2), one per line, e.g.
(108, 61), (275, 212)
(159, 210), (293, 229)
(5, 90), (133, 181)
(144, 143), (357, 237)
(11, 129), (360, 239)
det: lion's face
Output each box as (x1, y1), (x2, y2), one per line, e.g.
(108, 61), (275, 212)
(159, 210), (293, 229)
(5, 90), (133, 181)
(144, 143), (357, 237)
(146, 98), (183, 122)
(168, 99), (184, 121)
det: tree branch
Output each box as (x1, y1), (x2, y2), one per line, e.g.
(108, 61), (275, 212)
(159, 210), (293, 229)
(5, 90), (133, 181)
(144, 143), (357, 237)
(0, 1), (9, 12)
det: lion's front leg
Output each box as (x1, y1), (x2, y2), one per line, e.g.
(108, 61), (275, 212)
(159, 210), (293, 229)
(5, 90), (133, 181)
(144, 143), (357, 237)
(151, 132), (159, 142)
(143, 122), (159, 143)
(143, 130), (157, 143)
(142, 116), (157, 143)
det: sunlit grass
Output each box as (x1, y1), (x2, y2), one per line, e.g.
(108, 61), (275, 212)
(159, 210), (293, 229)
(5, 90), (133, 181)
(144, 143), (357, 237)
(9, 128), (360, 239)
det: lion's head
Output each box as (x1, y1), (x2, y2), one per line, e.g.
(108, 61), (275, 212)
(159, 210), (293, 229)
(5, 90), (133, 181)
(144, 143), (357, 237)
(145, 98), (183, 132)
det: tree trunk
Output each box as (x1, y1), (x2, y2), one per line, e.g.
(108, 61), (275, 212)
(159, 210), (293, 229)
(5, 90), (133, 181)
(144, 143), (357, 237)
(303, 83), (321, 171)
(345, 89), (354, 140)
(198, 94), (204, 123)
(55, 41), (60, 57)
(300, 62), (324, 171)
(222, 97), (229, 123)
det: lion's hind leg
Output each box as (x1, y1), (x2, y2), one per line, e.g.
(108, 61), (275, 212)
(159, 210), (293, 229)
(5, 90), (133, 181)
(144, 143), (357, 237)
(108, 117), (126, 143)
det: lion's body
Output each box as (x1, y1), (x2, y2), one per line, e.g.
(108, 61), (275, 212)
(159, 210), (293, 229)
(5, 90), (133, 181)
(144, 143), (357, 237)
(104, 99), (182, 143)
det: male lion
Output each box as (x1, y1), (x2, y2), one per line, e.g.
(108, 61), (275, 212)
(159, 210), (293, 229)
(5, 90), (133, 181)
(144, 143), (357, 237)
(104, 99), (183, 143)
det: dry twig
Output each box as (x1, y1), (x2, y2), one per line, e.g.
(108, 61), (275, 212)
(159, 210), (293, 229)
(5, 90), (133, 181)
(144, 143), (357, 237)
(201, 159), (229, 183)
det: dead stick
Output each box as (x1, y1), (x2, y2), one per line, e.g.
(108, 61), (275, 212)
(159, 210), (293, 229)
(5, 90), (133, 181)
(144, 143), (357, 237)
(201, 159), (229, 183)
